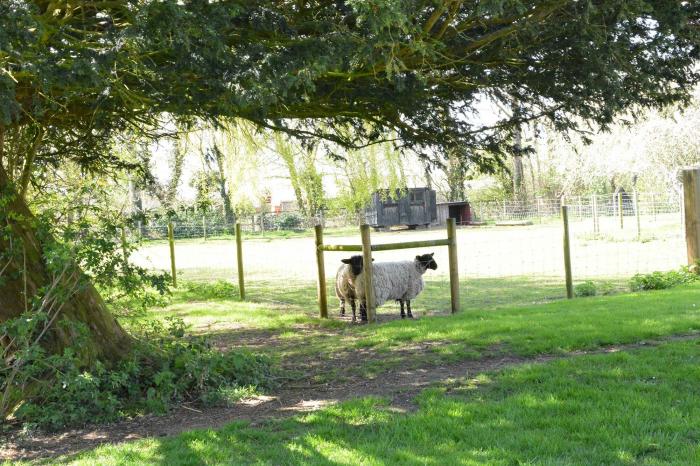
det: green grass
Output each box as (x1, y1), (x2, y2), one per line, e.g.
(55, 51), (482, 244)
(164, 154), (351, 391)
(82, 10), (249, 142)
(44, 339), (700, 465)
(140, 281), (700, 380)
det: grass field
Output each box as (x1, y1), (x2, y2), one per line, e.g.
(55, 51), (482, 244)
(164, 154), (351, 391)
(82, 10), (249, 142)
(154, 282), (700, 379)
(132, 214), (685, 314)
(23, 282), (700, 465)
(47, 341), (700, 465)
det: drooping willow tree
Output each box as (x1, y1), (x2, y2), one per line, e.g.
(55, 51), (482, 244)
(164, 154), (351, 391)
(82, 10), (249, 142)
(0, 0), (697, 360)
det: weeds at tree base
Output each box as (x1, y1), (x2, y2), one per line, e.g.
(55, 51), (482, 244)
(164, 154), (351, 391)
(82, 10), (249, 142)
(2, 317), (274, 431)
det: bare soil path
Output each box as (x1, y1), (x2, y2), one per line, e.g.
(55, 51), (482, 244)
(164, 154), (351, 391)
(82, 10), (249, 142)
(3, 333), (698, 462)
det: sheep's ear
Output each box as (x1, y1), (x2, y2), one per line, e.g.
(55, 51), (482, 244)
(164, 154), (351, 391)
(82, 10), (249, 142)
(415, 255), (421, 260)
(372, 258), (375, 262)
(341, 258), (351, 264)
(430, 252), (435, 257)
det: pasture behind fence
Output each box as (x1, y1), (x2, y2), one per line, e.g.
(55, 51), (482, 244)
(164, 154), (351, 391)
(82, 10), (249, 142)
(127, 186), (695, 316)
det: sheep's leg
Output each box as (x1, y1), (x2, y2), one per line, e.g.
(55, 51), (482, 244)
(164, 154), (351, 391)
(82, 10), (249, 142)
(399, 300), (405, 319)
(406, 300), (413, 318)
(350, 299), (357, 322)
(340, 298), (346, 316)
(359, 299), (368, 322)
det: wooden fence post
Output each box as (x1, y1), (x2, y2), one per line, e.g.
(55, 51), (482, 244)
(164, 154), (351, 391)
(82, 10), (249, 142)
(446, 218), (460, 314)
(618, 192), (624, 230)
(634, 190), (641, 240)
(314, 224), (328, 318)
(562, 206), (573, 299)
(591, 194), (599, 235)
(168, 221), (177, 288)
(360, 224), (376, 323)
(682, 168), (700, 265)
(235, 222), (245, 300)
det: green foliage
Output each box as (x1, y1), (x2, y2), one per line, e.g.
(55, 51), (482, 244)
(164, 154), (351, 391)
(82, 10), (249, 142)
(271, 212), (304, 230)
(272, 133), (326, 217)
(179, 280), (239, 301)
(331, 142), (407, 214)
(574, 280), (597, 297)
(629, 266), (700, 292)
(3, 316), (273, 430)
(1, 1), (698, 182)
(31, 180), (171, 316)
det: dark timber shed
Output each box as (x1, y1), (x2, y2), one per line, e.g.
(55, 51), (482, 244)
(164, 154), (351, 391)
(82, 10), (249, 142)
(364, 188), (437, 229)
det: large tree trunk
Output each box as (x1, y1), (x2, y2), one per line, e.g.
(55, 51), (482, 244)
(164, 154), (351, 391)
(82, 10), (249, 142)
(0, 165), (132, 363)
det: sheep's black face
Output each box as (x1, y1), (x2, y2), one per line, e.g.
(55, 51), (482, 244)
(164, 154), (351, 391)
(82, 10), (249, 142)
(341, 255), (364, 276)
(416, 252), (438, 270)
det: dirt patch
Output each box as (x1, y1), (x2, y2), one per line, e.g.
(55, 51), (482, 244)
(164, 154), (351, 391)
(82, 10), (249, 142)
(3, 333), (698, 462)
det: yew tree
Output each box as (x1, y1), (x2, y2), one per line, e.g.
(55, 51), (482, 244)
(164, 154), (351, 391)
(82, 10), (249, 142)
(0, 0), (698, 360)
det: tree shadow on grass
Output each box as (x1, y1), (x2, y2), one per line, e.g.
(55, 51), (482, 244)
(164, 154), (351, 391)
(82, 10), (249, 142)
(144, 343), (700, 465)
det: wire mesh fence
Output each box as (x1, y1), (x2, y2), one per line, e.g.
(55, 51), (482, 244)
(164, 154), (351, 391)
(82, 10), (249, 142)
(130, 210), (361, 241)
(128, 191), (687, 315)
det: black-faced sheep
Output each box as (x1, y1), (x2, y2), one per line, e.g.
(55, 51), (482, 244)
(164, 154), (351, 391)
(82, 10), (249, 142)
(335, 255), (368, 322)
(355, 252), (437, 319)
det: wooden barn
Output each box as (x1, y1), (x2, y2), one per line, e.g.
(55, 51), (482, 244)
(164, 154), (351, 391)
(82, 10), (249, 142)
(436, 201), (471, 226)
(364, 188), (437, 229)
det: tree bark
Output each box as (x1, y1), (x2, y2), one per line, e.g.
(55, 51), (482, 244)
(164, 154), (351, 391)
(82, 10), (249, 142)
(446, 149), (467, 202)
(211, 144), (235, 225)
(0, 165), (132, 363)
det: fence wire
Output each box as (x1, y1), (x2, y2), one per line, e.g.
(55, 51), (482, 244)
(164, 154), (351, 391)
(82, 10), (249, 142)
(129, 191), (687, 314)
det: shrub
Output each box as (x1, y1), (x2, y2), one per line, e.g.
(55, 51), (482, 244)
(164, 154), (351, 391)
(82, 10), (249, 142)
(3, 317), (274, 431)
(574, 280), (597, 297)
(180, 280), (238, 300)
(629, 266), (699, 292)
(272, 212), (304, 230)
(597, 281), (617, 296)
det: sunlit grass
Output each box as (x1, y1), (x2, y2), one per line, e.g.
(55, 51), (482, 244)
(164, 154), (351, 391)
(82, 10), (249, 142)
(138, 281), (700, 379)
(49, 340), (700, 465)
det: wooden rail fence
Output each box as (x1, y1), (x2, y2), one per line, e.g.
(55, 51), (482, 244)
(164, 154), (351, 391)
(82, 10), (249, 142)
(315, 218), (460, 323)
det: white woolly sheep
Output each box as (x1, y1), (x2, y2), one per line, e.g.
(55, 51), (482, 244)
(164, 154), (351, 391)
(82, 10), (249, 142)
(355, 252), (437, 320)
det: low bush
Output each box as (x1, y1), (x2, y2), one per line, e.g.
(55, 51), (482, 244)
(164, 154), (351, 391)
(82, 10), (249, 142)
(271, 212), (304, 230)
(179, 280), (239, 301)
(574, 280), (597, 297)
(3, 317), (274, 431)
(629, 266), (700, 292)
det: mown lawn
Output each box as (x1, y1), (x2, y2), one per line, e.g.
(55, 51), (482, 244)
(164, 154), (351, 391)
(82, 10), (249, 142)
(42, 339), (700, 465)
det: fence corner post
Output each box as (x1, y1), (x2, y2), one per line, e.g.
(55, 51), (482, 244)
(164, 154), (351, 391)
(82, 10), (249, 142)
(446, 218), (460, 314)
(618, 192), (624, 230)
(360, 224), (376, 323)
(314, 224), (328, 318)
(167, 221), (177, 288)
(682, 168), (700, 265)
(591, 194), (599, 235)
(634, 190), (641, 241)
(235, 222), (245, 300)
(561, 206), (573, 299)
